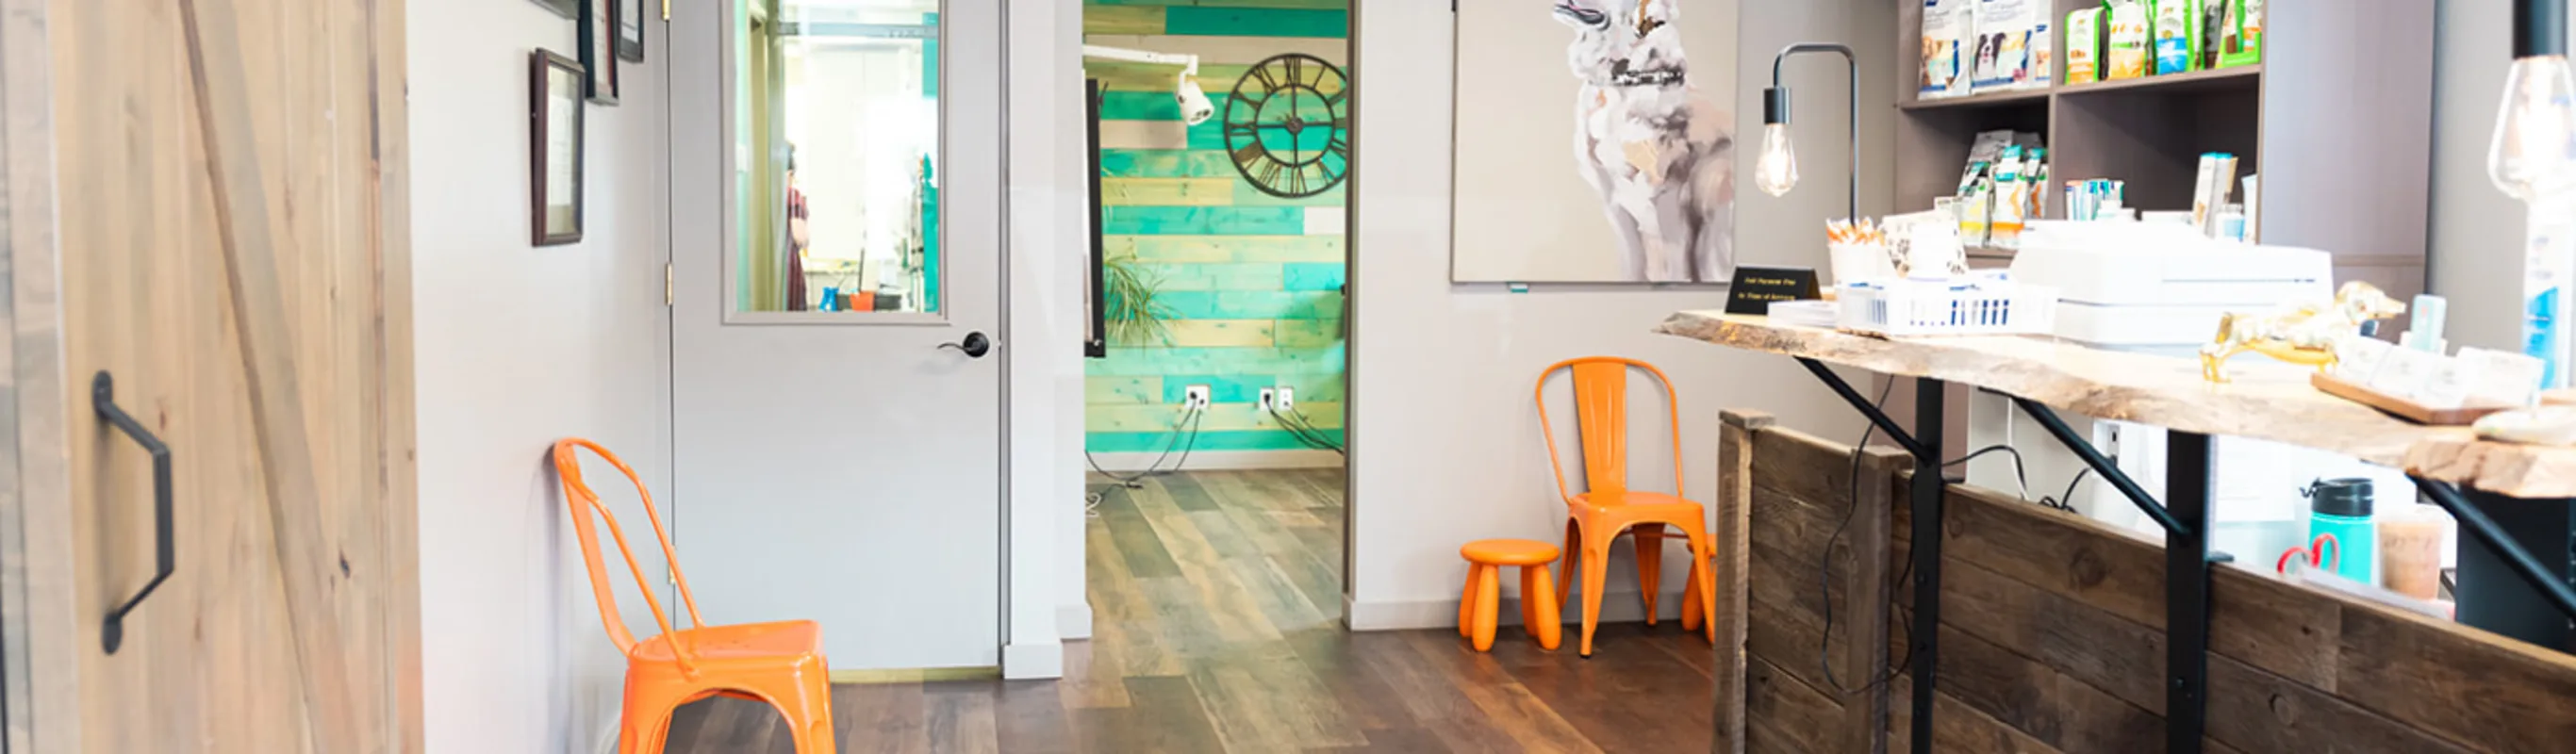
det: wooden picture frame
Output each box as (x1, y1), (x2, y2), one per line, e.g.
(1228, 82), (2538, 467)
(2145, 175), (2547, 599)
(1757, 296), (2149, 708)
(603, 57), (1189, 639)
(532, 50), (586, 246)
(578, 0), (620, 104)
(617, 0), (646, 62)
(530, 0), (577, 18)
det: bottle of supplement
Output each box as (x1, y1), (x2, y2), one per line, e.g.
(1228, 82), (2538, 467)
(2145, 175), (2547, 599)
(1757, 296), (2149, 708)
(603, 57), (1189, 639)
(2304, 478), (2377, 584)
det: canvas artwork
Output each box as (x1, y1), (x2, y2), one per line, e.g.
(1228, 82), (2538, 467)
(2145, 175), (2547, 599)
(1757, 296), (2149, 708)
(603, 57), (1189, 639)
(1454, 0), (1740, 284)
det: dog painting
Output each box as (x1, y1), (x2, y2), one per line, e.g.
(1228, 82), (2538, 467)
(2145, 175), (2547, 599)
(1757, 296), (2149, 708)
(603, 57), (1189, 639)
(1453, 0), (1740, 284)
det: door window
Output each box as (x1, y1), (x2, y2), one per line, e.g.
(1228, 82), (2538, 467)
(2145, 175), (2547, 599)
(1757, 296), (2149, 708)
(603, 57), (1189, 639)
(733, 0), (944, 318)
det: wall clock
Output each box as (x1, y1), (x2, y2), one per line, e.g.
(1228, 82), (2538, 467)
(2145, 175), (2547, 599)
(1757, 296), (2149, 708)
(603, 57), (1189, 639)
(1221, 54), (1349, 200)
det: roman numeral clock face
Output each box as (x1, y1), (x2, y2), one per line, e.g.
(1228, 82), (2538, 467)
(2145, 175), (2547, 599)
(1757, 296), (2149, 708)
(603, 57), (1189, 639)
(1222, 53), (1349, 200)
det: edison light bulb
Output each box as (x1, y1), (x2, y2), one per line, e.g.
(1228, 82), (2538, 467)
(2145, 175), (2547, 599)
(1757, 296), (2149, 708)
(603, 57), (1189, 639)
(1755, 123), (1799, 198)
(2490, 55), (2576, 200)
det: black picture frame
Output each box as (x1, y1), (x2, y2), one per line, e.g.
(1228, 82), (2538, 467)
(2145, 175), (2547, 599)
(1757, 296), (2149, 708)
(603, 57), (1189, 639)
(579, 0), (620, 105)
(532, 50), (586, 247)
(618, 0), (647, 62)
(530, 0), (577, 18)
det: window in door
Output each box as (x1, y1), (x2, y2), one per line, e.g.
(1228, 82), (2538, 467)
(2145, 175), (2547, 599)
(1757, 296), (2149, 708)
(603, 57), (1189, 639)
(734, 0), (944, 317)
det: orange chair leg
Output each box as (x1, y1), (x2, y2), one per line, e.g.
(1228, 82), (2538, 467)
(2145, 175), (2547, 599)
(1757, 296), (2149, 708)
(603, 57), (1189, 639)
(1577, 542), (1610, 657)
(1634, 529), (1665, 626)
(1680, 562), (1705, 632)
(1689, 529), (1718, 645)
(1459, 566), (1484, 639)
(619, 681), (687, 754)
(1471, 565), (1500, 651)
(1527, 564), (1562, 650)
(1557, 519), (1580, 607)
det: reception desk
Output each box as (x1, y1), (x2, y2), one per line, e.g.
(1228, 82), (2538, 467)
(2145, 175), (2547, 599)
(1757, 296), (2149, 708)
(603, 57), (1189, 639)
(1659, 312), (2576, 754)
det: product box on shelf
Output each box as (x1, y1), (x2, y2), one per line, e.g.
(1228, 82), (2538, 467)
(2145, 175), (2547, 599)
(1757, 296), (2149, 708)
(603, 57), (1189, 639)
(1972, 0), (2047, 92)
(2105, 0), (2151, 80)
(2219, 0), (2264, 68)
(1921, 0), (1976, 99)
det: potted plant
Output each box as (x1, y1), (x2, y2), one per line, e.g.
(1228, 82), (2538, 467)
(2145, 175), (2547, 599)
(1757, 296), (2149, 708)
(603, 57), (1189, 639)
(1103, 254), (1174, 347)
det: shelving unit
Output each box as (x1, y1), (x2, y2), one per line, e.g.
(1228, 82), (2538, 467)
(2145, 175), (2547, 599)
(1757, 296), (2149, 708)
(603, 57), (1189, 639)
(1893, 0), (2434, 301)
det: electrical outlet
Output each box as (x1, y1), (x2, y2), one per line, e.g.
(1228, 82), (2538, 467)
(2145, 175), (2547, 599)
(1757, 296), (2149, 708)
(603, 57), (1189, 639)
(1184, 385), (1212, 409)
(1257, 387), (1277, 411)
(1276, 386), (1296, 410)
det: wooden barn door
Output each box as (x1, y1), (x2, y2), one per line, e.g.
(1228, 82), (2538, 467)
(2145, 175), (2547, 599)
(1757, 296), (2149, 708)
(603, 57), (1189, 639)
(29, 0), (419, 750)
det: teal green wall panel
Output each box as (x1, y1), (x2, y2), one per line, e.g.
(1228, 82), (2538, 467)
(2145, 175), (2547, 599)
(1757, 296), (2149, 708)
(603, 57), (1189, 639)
(1083, 5), (1346, 455)
(1162, 7), (1346, 37)
(1153, 290), (1341, 320)
(1100, 149), (1239, 178)
(1281, 262), (1344, 291)
(1090, 429), (1345, 453)
(1102, 206), (1305, 235)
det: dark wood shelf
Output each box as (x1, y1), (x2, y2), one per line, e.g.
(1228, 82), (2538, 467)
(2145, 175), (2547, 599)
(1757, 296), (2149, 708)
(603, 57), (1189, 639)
(2056, 64), (2263, 97)
(1897, 86), (2052, 111)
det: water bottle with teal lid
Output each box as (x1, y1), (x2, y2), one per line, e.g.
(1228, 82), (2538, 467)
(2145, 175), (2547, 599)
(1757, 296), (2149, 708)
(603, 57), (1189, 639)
(2303, 478), (2376, 584)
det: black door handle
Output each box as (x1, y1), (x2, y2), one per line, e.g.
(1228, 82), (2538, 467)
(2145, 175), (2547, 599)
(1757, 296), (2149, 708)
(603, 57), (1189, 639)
(940, 331), (993, 359)
(93, 371), (173, 654)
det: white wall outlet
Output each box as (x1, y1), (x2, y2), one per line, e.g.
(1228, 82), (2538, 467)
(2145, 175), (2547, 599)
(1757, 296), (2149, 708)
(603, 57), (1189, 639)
(1184, 385), (1212, 409)
(1276, 386), (1296, 410)
(1257, 387), (1276, 411)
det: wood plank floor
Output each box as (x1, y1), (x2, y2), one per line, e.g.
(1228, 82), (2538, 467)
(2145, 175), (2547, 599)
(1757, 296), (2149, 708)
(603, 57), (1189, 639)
(660, 468), (1715, 752)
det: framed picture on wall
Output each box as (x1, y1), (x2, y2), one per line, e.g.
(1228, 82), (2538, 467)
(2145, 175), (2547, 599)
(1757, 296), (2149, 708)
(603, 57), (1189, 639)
(579, 0), (620, 104)
(530, 0), (577, 18)
(532, 50), (586, 246)
(618, 0), (646, 62)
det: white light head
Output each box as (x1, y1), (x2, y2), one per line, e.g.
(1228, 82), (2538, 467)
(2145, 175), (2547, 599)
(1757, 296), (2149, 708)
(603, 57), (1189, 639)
(1174, 75), (1215, 126)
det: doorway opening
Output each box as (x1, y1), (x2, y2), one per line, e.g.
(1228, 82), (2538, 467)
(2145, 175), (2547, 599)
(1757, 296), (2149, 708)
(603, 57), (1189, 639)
(1075, 0), (1354, 669)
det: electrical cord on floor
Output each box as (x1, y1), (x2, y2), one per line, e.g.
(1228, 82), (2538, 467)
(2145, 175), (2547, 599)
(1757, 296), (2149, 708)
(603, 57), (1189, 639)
(1083, 405), (1207, 517)
(1268, 404), (1346, 455)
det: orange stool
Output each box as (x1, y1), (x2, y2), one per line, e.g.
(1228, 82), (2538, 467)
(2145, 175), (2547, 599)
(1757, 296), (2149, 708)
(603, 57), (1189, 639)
(1459, 539), (1564, 652)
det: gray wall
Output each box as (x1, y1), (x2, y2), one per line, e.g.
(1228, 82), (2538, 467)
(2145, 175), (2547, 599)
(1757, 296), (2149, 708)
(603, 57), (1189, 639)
(2429, 0), (2522, 352)
(1346, 0), (1890, 627)
(410, 0), (673, 750)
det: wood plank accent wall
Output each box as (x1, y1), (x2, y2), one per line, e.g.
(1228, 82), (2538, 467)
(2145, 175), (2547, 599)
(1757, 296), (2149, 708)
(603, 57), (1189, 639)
(1718, 410), (2576, 753)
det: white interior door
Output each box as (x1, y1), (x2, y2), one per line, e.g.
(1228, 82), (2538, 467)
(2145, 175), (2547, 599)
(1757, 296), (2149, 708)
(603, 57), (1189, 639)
(669, 0), (1002, 670)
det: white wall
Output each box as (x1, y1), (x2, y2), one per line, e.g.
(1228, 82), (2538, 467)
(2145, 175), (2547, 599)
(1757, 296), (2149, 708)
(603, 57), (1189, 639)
(2428, 0), (2525, 352)
(1005, 0), (1084, 676)
(1344, 0), (1890, 628)
(410, 1), (671, 751)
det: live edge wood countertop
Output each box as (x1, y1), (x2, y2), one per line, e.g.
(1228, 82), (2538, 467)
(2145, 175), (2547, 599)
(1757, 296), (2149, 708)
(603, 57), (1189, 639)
(1656, 311), (2576, 500)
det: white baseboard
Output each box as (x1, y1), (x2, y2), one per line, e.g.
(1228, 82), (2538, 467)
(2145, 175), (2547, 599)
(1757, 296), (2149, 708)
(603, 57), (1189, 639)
(1346, 589), (1694, 631)
(1002, 641), (1065, 680)
(1088, 449), (1344, 472)
(1057, 602), (1094, 641)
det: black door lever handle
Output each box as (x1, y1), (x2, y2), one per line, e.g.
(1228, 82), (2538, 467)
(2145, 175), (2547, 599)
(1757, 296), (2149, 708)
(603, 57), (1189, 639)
(940, 331), (993, 359)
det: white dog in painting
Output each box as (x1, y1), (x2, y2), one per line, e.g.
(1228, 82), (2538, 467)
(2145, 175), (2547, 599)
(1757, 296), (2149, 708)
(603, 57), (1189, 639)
(1554, 0), (1735, 283)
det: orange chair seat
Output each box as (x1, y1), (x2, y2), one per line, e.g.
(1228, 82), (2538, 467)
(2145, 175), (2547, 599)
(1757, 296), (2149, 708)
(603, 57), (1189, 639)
(632, 619), (823, 664)
(1461, 538), (1562, 566)
(1569, 490), (1701, 516)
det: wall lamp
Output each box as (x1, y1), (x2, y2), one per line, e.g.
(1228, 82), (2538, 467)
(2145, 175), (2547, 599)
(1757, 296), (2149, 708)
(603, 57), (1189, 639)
(1083, 45), (1214, 125)
(1755, 42), (1859, 221)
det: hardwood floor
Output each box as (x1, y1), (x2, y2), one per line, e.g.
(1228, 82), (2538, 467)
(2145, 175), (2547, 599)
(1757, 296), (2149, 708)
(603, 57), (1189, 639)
(660, 468), (1715, 752)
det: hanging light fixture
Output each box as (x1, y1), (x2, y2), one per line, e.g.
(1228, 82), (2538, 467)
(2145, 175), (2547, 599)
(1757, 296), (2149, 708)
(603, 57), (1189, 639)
(2492, 0), (2576, 199)
(1754, 43), (1858, 221)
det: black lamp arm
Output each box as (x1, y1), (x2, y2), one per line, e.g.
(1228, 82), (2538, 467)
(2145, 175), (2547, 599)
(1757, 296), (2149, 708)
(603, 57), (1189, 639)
(1766, 42), (1860, 221)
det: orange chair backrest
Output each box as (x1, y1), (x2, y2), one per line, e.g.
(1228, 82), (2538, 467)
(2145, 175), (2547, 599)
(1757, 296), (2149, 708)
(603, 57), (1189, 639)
(1534, 356), (1685, 500)
(554, 438), (708, 674)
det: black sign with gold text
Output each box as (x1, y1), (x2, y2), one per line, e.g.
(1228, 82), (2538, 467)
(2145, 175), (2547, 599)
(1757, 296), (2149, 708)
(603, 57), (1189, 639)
(1723, 266), (1822, 315)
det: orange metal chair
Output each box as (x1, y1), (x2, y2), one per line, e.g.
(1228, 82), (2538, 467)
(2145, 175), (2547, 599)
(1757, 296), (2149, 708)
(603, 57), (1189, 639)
(553, 439), (836, 754)
(1536, 357), (1720, 656)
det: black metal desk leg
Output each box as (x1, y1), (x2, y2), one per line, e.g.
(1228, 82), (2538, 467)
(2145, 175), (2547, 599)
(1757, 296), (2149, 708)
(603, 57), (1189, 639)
(2165, 432), (2213, 753)
(1907, 378), (1943, 754)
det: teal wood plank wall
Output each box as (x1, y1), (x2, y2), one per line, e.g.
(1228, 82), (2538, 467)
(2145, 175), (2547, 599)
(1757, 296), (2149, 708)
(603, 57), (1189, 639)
(1084, 0), (1347, 454)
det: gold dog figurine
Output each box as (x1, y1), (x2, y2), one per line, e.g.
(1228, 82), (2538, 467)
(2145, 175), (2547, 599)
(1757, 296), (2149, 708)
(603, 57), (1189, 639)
(2199, 282), (2408, 383)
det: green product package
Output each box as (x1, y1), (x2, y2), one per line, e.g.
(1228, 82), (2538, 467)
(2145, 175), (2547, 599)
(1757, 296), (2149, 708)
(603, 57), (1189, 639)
(2105, 0), (2152, 79)
(2219, 0), (2264, 68)
(2065, 8), (2103, 84)
(2153, 0), (2200, 75)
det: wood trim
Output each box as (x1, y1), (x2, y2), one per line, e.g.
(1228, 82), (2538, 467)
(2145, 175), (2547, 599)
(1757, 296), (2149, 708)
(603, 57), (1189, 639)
(367, 0), (424, 747)
(1713, 409), (1770, 754)
(1839, 447), (1902, 754)
(0, 0), (78, 746)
